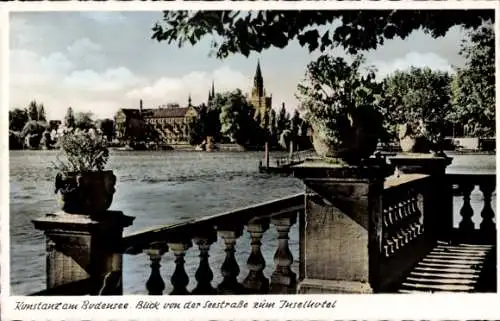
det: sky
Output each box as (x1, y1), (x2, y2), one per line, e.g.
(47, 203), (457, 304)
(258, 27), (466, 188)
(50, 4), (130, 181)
(9, 11), (468, 121)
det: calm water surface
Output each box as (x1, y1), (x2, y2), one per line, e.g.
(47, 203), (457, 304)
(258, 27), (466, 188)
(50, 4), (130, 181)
(9, 150), (496, 295)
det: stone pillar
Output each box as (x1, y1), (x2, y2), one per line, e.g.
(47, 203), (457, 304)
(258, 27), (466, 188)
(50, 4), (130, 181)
(293, 160), (390, 294)
(389, 154), (453, 241)
(32, 211), (134, 295)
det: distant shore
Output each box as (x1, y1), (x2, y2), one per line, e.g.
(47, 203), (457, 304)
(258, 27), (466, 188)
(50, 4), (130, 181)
(10, 147), (496, 156)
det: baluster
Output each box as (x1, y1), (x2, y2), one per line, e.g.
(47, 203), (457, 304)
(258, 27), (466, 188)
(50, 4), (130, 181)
(217, 227), (244, 294)
(406, 194), (419, 242)
(387, 205), (395, 226)
(395, 230), (405, 248)
(409, 196), (420, 240)
(393, 199), (405, 249)
(401, 198), (412, 244)
(416, 193), (425, 235)
(479, 180), (496, 239)
(192, 231), (217, 295)
(386, 203), (398, 253)
(167, 241), (192, 295)
(458, 183), (475, 235)
(402, 198), (410, 219)
(144, 244), (167, 295)
(394, 202), (403, 223)
(269, 214), (297, 294)
(243, 220), (270, 294)
(383, 208), (392, 257)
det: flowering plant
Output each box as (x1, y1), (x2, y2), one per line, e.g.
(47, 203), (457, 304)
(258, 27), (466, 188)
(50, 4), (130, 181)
(53, 126), (109, 173)
(398, 119), (428, 140)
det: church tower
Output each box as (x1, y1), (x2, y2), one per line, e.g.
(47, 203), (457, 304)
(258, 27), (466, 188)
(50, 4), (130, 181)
(208, 81), (216, 108)
(253, 60), (264, 99)
(249, 60), (272, 126)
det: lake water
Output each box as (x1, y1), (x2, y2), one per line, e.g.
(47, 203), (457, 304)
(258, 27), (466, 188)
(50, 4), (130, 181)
(9, 150), (496, 295)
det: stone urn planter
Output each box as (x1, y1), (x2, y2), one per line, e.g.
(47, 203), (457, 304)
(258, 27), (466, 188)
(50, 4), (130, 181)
(53, 127), (113, 215)
(398, 122), (430, 153)
(55, 170), (117, 215)
(296, 55), (387, 166)
(311, 106), (382, 165)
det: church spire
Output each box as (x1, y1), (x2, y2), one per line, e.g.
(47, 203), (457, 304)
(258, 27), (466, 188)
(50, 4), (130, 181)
(254, 59), (264, 98)
(211, 80), (215, 98)
(188, 93), (192, 107)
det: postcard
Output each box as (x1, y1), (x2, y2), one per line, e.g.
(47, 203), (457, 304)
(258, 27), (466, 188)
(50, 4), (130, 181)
(1, 1), (498, 320)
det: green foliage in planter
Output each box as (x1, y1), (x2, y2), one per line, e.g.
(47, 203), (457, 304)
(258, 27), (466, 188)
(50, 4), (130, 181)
(54, 127), (109, 173)
(296, 54), (384, 145)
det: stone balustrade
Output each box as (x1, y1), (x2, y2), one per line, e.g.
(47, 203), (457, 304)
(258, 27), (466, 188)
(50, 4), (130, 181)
(121, 193), (304, 295)
(31, 155), (496, 295)
(448, 173), (496, 243)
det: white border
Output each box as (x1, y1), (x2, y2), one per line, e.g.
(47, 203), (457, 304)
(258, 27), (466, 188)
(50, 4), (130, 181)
(0, 1), (11, 307)
(1, 1), (499, 320)
(2, 0), (500, 11)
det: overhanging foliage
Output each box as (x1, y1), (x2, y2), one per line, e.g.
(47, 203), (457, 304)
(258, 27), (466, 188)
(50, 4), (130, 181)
(152, 10), (494, 58)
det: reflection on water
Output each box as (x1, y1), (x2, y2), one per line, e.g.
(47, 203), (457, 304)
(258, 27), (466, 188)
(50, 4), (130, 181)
(9, 150), (496, 294)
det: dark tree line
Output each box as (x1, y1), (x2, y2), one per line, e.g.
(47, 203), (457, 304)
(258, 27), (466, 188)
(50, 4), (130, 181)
(9, 103), (115, 150)
(187, 90), (311, 150)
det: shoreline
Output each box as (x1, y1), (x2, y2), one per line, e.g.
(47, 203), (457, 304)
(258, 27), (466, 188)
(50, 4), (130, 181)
(8, 148), (496, 156)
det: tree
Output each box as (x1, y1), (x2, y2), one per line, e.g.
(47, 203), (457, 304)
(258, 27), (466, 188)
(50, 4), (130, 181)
(98, 118), (115, 141)
(37, 104), (46, 122)
(207, 94), (225, 141)
(381, 67), (452, 143)
(65, 107), (76, 128)
(268, 108), (277, 145)
(20, 120), (48, 149)
(9, 108), (28, 132)
(49, 120), (62, 131)
(152, 10), (493, 59)
(290, 110), (301, 137)
(75, 112), (95, 130)
(219, 89), (258, 145)
(27, 100), (39, 121)
(261, 108), (270, 134)
(277, 104), (289, 135)
(449, 21), (495, 137)
(9, 131), (23, 150)
(188, 104), (208, 145)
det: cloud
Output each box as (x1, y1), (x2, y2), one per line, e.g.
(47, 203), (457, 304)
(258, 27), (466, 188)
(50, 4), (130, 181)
(126, 66), (249, 107)
(79, 12), (126, 24)
(66, 37), (101, 56)
(372, 52), (455, 79)
(10, 49), (74, 86)
(64, 67), (146, 92)
(10, 42), (145, 120)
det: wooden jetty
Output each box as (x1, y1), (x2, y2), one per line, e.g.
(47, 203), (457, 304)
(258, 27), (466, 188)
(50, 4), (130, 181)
(258, 143), (316, 174)
(258, 142), (398, 174)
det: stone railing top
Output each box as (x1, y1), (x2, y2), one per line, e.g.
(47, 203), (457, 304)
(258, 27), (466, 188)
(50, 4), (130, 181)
(121, 193), (304, 254)
(384, 173), (429, 190)
(33, 210), (135, 232)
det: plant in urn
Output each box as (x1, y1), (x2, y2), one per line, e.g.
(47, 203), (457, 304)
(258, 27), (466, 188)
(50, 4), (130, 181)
(53, 126), (115, 216)
(296, 54), (385, 166)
